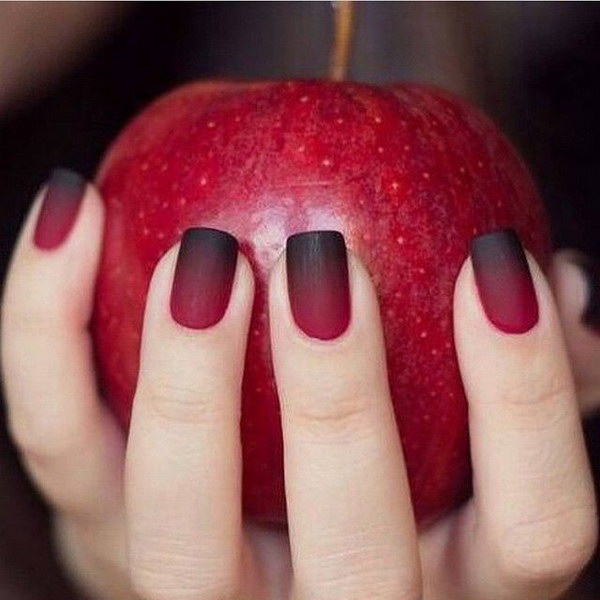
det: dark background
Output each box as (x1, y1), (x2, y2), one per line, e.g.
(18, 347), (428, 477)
(1, 3), (600, 598)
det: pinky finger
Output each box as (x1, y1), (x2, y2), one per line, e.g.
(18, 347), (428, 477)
(549, 249), (600, 415)
(1, 170), (124, 521)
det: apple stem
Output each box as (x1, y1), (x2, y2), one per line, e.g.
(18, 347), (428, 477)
(329, 0), (355, 81)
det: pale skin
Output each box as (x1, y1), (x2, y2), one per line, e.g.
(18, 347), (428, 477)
(1, 183), (599, 600)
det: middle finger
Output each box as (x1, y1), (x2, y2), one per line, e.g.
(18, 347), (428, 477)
(270, 231), (421, 600)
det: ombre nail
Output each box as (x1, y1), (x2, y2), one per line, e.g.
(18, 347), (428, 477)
(170, 228), (238, 329)
(470, 229), (539, 334)
(34, 168), (86, 250)
(286, 231), (350, 340)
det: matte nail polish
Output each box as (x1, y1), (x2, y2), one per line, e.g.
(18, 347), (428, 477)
(470, 229), (539, 334)
(170, 228), (238, 329)
(579, 258), (600, 332)
(286, 230), (350, 340)
(34, 168), (86, 250)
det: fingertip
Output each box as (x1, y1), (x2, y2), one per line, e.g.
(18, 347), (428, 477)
(143, 232), (254, 341)
(549, 250), (600, 414)
(549, 250), (594, 334)
(4, 173), (105, 329)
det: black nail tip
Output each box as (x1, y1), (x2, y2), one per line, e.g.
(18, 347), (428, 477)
(49, 168), (86, 190)
(286, 230), (346, 252)
(181, 227), (239, 252)
(470, 228), (522, 255)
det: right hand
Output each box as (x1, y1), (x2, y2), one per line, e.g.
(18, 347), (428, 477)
(2, 170), (597, 600)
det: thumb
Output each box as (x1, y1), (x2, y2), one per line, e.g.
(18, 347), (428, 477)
(549, 249), (600, 416)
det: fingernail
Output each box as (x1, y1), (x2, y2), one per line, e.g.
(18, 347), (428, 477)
(286, 230), (350, 340)
(34, 168), (86, 250)
(470, 229), (539, 334)
(170, 228), (238, 329)
(578, 258), (600, 332)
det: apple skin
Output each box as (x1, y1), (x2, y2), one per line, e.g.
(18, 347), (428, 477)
(93, 80), (550, 525)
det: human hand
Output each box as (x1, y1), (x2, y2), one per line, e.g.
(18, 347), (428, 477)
(549, 250), (600, 417)
(1, 170), (597, 600)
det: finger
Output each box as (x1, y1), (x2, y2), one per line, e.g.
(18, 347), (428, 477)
(1, 169), (124, 521)
(126, 228), (256, 600)
(548, 249), (600, 415)
(449, 230), (597, 599)
(270, 231), (421, 600)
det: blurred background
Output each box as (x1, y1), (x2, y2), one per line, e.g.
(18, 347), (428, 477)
(1, 2), (600, 598)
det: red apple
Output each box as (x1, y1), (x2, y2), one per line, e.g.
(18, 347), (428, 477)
(93, 80), (550, 525)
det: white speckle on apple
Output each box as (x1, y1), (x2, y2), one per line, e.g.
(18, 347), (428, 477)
(157, 232), (165, 240)
(207, 121), (216, 128)
(234, 115), (241, 122)
(391, 181), (400, 190)
(459, 166), (466, 173)
(403, 144), (410, 151)
(387, 308), (396, 318)
(418, 267), (425, 274)
(300, 95), (308, 103)
(431, 349), (438, 356)
(142, 227), (150, 236)
(322, 158), (332, 167)
(377, 146), (384, 154)
(179, 197), (187, 206)
(477, 160), (483, 168)
(161, 201), (169, 209)
(200, 177), (207, 186)
(141, 162), (149, 171)
(336, 118), (344, 124)
(297, 145), (305, 152)
(374, 116), (382, 124)
(160, 163), (168, 172)
(422, 172), (430, 179)
(396, 235), (405, 244)
(137, 210), (145, 220)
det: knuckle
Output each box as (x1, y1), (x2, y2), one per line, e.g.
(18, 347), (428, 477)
(138, 379), (230, 426)
(497, 505), (598, 584)
(299, 574), (421, 600)
(7, 408), (84, 462)
(287, 381), (379, 441)
(3, 299), (65, 339)
(499, 371), (572, 430)
(130, 544), (237, 600)
(299, 533), (421, 600)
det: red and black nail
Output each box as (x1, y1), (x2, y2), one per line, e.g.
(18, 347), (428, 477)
(470, 229), (539, 334)
(578, 257), (600, 333)
(34, 168), (86, 250)
(170, 228), (238, 329)
(286, 230), (350, 340)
